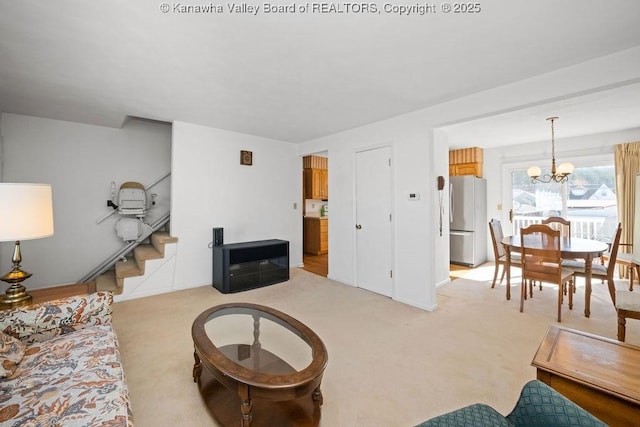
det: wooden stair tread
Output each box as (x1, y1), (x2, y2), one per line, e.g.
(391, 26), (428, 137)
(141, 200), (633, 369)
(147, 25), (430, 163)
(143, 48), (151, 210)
(152, 231), (178, 245)
(135, 244), (162, 261)
(96, 270), (119, 293)
(96, 231), (178, 297)
(116, 259), (143, 278)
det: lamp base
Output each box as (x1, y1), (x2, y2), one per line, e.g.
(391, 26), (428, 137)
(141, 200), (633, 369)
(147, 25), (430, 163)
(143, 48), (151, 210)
(0, 246), (34, 308)
(0, 283), (33, 308)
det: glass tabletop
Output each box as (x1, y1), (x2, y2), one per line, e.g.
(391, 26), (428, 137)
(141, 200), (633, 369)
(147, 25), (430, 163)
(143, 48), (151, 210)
(203, 305), (313, 375)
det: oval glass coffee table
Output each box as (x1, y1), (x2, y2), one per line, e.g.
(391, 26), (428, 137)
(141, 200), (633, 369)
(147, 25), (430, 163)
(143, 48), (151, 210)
(192, 303), (328, 427)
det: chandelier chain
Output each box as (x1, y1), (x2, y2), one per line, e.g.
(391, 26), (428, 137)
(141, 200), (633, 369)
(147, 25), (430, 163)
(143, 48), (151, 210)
(550, 117), (555, 158)
(548, 116), (557, 174)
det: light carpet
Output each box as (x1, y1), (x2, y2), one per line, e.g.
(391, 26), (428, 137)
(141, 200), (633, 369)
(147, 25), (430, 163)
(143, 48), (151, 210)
(111, 265), (638, 426)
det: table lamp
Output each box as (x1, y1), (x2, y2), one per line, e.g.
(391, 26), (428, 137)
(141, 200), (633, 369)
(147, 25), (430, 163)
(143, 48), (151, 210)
(0, 183), (54, 307)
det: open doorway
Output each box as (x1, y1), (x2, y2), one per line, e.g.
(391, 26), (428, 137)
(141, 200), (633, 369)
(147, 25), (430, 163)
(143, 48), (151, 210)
(302, 153), (329, 277)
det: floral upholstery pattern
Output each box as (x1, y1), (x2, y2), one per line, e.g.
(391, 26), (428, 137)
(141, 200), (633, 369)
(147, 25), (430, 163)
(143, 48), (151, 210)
(0, 291), (113, 344)
(0, 330), (26, 378)
(0, 292), (133, 426)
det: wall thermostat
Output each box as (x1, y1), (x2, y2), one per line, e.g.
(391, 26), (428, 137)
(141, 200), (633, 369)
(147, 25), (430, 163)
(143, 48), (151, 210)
(408, 192), (420, 200)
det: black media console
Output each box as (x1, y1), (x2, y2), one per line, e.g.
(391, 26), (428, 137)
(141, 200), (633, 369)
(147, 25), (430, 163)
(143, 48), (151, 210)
(212, 239), (289, 294)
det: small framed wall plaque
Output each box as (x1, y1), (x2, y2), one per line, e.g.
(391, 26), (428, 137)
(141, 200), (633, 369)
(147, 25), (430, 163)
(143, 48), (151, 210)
(240, 150), (253, 166)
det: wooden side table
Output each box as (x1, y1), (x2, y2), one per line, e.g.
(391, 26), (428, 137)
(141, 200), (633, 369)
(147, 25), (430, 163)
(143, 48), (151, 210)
(532, 325), (640, 426)
(0, 282), (96, 310)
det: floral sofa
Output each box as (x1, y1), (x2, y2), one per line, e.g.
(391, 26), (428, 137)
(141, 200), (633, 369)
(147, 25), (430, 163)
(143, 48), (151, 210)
(0, 291), (133, 426)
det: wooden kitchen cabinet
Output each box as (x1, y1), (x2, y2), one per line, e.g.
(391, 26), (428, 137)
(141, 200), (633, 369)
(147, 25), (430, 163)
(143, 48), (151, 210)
(449, 162), (483, 177)
(449, 147), (483, 178)
(304, 217), (328, 255)
(304, 168), (328, 200)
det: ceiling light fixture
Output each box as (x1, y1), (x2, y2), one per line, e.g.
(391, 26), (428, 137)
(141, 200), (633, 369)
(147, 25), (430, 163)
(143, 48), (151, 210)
(527, 117), (574, 183)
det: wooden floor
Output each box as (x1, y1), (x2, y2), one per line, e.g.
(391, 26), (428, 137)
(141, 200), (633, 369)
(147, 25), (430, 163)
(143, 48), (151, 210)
(302, 259), (464, 280)
(303, 253), (328, 277)
(449, 264), (470, 280)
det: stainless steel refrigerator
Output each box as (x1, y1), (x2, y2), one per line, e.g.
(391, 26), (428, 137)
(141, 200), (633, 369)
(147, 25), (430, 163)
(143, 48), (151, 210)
(449, 175), (487, 267)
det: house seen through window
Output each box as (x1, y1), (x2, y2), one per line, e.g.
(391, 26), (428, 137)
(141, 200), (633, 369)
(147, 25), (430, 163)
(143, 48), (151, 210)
(512, 165), (617, 241)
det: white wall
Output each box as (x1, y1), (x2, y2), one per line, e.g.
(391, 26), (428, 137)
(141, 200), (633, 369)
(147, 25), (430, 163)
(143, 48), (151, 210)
(299, 114), (439, 310)
(170, 121), (302, 290)
(433, 129), (451, 287)
(297, 46), (640, 312)
(0, 113), (171, 288)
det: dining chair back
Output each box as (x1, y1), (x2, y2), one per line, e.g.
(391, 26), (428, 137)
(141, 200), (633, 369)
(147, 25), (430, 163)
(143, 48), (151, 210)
(542, 216), (572, 238)
(602, 237), (638, 291)
(520, 224), (575, 322)
(488, 219), (521, 289)
(610, 252), (639, 291)
(488, 219), (505, 288)
(564, 223), (622, 306)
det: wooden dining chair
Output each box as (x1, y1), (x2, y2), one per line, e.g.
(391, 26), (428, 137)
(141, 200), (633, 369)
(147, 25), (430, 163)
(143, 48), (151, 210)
(602, 242), (639, 291)
(542, 216), (571, 238)
(524, 216), (570, 293)
(541, 216), (574, 293)
(616, 289), (640, 342)
(488, 219), (521, 290)
(520, 224), (575, 322)
(563, 223), (622, 306)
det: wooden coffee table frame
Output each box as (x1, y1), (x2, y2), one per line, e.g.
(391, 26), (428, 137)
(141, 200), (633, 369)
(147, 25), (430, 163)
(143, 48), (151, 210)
(192, 303), (328, 426)
(532, 325), (640, 426)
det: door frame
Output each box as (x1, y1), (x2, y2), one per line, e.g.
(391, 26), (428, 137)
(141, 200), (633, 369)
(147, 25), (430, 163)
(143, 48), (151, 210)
(352, 142), (395, 297)
(300, 150), (330, 275)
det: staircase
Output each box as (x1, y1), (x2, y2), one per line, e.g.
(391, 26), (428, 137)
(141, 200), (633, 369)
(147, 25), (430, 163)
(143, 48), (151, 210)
(95, 230), (178, 301)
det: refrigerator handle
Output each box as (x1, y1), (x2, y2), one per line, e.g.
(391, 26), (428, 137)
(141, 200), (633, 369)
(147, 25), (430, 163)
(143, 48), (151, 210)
(449, 183), (453, 223)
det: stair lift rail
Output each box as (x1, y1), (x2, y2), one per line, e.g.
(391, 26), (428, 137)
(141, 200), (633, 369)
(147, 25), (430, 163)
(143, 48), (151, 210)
(77, 212), (171, 284)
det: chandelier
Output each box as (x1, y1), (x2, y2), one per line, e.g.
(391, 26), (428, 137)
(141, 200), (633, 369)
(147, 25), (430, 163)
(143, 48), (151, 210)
(527, 117), (574, 183)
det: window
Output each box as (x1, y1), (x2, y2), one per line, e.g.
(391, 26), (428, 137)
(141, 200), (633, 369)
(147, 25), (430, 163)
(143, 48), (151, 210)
(512, 165), (617, 240)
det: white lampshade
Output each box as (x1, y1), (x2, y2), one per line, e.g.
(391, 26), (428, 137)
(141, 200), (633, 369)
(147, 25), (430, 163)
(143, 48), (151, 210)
(0, 183), (54, 242)
(527, 166), (541, 178)
(557, 162), (575, 176)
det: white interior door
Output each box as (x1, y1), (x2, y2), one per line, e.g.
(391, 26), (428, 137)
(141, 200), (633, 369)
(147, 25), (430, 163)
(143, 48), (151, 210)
(355, 146), (392, 297)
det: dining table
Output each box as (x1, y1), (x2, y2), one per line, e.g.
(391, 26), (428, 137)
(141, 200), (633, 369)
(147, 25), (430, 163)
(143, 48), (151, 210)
(501, 235), (609, 318)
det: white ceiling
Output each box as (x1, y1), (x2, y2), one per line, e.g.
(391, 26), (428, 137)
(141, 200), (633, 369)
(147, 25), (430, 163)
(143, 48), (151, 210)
(1, 0), (640, 144)
(443, 81), (640, 149)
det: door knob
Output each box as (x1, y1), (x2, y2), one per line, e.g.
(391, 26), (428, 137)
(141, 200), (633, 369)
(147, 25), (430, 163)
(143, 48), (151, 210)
(355, 224), (362, 229)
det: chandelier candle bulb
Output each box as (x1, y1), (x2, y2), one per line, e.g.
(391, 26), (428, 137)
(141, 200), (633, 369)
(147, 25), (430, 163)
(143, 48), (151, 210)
(558, 162), (575, 176)
(527, 166), (542, 179)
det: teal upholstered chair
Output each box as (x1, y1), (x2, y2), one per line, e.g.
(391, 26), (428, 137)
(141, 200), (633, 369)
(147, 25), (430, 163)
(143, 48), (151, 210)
(416, 380), (606, 426)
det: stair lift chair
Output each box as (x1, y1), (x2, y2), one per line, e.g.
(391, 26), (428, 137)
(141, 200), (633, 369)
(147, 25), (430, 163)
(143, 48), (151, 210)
(115, 182), (150, 242)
